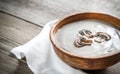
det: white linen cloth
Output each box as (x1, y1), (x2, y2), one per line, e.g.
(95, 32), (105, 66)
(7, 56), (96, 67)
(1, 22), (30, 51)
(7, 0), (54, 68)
(11, 20), (87, 74)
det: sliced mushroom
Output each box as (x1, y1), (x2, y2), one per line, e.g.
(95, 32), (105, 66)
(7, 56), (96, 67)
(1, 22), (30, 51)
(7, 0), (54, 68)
(78, 29), (93, 38)
(94, 32), (111, 43)
(74, 36), (92, 47)
(74, 37), (84, 47)
(74, 29), (111, 48)
(80, 37), (92, 44)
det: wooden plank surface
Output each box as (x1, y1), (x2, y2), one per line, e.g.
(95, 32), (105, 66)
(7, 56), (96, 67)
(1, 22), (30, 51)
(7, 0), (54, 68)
(0, 0), (120, 27)
(0, 11), (42, 44)
(0, 0), (120, 74)
(0, 10), (41, 74)
(0, 38), (33, 74)
(0, 51), (33, 74)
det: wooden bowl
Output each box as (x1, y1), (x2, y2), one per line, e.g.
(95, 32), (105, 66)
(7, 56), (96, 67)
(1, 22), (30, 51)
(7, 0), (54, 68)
(50, 12), (120, 70)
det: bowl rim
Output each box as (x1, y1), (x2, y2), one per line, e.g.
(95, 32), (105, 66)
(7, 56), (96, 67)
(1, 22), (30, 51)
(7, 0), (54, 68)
(50, 12), (120, 59)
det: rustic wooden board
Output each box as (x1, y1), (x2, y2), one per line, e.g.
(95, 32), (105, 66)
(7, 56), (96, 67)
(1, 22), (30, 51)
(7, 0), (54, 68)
(0, 51), (33, 74)
(0, 0), (120, 74)
(0, 35), (19, 55)
(0, 0), (120, 27)
(0, 11), (42, 44)
(0, 34), (33, 74)
(0, 11), (41, 74)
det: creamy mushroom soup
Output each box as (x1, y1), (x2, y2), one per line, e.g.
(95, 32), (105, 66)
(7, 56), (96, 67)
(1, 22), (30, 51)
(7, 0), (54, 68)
(54, 20), (120, 57)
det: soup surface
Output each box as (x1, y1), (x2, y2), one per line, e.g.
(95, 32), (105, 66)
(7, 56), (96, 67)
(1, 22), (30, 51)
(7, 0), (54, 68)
(54, 20), (120, 57)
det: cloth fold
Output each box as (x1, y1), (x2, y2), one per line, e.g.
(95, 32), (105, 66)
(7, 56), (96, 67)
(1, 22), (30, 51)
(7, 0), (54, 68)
(11, 20), (86, 74)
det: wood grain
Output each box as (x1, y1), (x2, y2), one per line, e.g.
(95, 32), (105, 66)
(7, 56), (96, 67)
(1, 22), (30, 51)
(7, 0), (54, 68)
(0, 0), (120, 74)
(0, 36), (33, 74)
(0, 11), (42, 44)
(0, 11), (41, 74)
(0, 51), (33, 74)
(0, 33), (33, 74)
(0, 0), (120, 26)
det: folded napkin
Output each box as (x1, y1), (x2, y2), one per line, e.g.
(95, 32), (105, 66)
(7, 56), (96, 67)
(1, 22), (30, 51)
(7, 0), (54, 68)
(11, 20), (87, 74)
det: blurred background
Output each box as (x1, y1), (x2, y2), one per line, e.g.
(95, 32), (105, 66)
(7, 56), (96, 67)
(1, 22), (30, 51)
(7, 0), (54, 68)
(0, 0), (120, 74)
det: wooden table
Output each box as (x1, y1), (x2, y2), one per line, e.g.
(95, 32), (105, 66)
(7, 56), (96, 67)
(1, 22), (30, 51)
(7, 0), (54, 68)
(0, 0), (120, 74)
